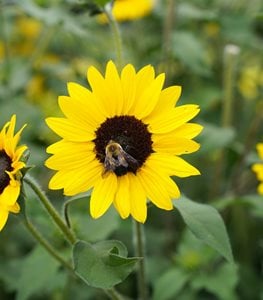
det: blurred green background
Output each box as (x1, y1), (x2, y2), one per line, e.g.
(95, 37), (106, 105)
(0, 0), (263, 299)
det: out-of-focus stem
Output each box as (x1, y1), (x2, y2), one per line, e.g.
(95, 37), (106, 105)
(161, 0), (176, 79)
(211, 44), (240, 197)
(29, 25), (57, 66)
(222, 44), (240, 128)
(104, 2), (124, 69)
(24, 175), (77, 245)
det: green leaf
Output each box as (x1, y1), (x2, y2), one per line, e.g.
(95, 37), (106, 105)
(73, 240), (139, 289)
(153, 268), (190, 300)
(172, 31), (211, 75)
(173, 197), (234, 263)
(198, 123), (236, 154)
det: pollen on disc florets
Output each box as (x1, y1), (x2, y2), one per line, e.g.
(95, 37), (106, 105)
(94, 115), (153, 176)
(0, 150), (12, 194)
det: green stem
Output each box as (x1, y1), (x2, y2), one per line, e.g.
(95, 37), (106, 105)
(24, 175), (77, 245)
(210, 44), (240, 198)
(63, 196), (84, 228)
(23, 215), (73, 272)
(104, 2), (124, 69)
(22, 180), (123, 300)
(105, 288), (124, 300)
(133, 220), (148, 300)
(222, 44), (240, 128)
(161, 0), (176, 79)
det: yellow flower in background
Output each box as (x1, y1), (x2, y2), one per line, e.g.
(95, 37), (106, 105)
(99, 0), (155, 22)
(45, 61), (202, 223)
(252, 143), (263, 195)
(0, 115), (27, 231)
(16, 16), (42, 39)
(13, 16), (42, 56)
(203, 22), (220, 38)
(0, 15), (42, 59)
(238, 65), (263, 100)
(112, 0), (154, 21)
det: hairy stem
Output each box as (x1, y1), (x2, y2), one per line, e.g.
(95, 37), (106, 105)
(23, 215), (73, 272)
(24, 175), (77, 245)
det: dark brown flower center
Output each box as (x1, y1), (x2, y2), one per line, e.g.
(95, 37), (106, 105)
(0, 150), (13, 194)
(94, 115), (153, 176)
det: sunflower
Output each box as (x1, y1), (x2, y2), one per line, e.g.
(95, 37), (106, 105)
(99, 0), (154, 22)
(45, 61), (202, 223)
(0, 115), (27, 231)
(252, 143), (263, 194)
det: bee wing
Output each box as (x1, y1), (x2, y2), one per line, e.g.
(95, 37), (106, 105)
(118, 155), (129, 167)
(122, 151), (139, 168)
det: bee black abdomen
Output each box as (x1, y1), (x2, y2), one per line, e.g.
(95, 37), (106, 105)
(114, 165), (137, 176)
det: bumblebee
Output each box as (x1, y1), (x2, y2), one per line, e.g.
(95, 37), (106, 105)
(103, 140), (138, 175)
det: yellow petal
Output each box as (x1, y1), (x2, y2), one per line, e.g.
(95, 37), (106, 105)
(63, 161), (102, 196)
(58, 96), (99, 130)
(47, 139), (94, 154)
(46, 146), (95, 170)
(11, 124), (27, 151)
(90, 173), (117, 218)
(148, 153), (200, 177)
(148, 105), (200, 134)
(131, 73), (165, 119)
(252, 164), (263, 181)
(67, 82), (106, 126)
(145, 85), (182, 120)
(120, 64), (137, 114)
(137, 166), (174, 210)
(258, 183), (263, 195)
(128, 173), (147, 223)
(48, 160), (102, 195)
(48, 171), (67, 190)
(87, 64), (118, 117)
(169, 123), (203, 139)
(46, 118), (95, 142)
(135, 65), (155, 99)
(12, 161), (25, 172)
(0, 183), (20, 206)
(0, 209), (8, 231)
(6, 115), (16, 138)
(8, 202), (20, 213)
(152, 135), (200, 155)
(105, 61), (123, 116)
(13, 145), (28, 162)
(114, 175), (130, 219)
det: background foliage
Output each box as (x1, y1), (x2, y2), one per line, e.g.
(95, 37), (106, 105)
(0, 0), (263, 299)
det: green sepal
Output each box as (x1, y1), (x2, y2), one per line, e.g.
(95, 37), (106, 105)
(21, 148), (30, 164)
